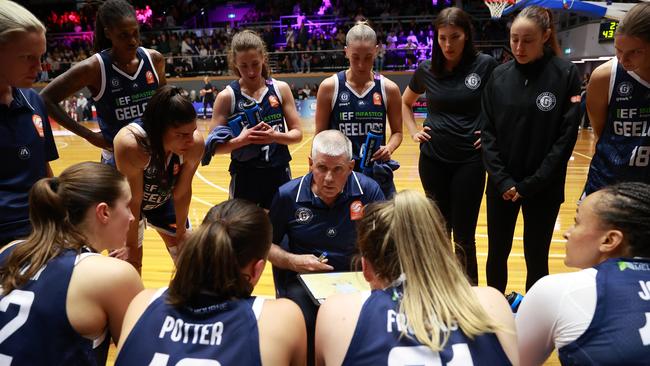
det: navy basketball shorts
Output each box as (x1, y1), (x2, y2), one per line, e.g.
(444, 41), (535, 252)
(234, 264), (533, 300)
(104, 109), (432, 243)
(142, 199), (190, 237)
(229, 164), (291, 209)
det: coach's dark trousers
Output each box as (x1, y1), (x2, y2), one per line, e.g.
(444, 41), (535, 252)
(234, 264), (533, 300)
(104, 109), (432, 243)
(485, 182), (561, 293)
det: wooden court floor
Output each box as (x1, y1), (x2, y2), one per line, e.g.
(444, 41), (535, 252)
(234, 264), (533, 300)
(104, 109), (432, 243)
(50, 119), (595, 365)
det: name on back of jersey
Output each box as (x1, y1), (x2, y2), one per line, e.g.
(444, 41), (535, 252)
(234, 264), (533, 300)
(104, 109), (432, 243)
(159, 315), (224, 346)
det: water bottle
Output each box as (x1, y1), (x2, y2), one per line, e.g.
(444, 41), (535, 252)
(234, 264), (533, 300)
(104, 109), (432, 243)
(505, 292), (524, 313)
(227, 115), (246, 137)
(242, 99), (262, 128)
(360, 128), (383, 169)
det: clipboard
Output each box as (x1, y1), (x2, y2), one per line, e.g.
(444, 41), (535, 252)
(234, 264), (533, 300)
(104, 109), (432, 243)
(298, 271), (370, 305)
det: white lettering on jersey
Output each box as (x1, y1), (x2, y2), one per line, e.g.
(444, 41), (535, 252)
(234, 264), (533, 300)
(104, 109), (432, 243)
(158, 316), (224, 346)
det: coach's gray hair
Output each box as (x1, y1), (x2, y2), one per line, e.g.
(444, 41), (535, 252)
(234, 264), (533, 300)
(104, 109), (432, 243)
(346, 21), (377, 46)
(311, 130), (353, 160)
(0, 0), (45, 44)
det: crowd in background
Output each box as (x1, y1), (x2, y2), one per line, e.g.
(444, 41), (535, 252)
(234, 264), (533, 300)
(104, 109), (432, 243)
(37, 0), (510, 80)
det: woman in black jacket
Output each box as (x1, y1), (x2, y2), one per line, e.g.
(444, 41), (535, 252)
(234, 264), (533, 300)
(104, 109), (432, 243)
(481, 5), (581, 292)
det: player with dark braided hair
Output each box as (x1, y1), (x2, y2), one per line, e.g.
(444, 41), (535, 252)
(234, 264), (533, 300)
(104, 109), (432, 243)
(517, 181), (650, 365)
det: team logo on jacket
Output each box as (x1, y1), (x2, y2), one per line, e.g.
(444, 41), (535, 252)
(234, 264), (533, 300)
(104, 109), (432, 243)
(464, 73), (481, 90)
(295, 207), (313, 224)
(617, 82), (633, 97)
(32, 114), (44, 138)
(326, 227), (337, 237)
(536, 92), (556, 111)
(373, 92), (382, 106)
(146, 71), (155, 85)
(18, 146), (30, 160)
(269, 95), (280, 108)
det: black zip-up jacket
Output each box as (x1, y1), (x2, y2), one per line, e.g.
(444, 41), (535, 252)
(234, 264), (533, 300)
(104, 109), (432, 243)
(481, 50), (581, 202)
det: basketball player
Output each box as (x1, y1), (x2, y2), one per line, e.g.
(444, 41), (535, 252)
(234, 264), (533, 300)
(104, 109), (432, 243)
(115, 199), (306, 366)
(315, 190), (518, 365)
(481, 6), (582, 292)
(517, 182), (650, 365)
(401, 7), (497, 284)
(41, 0), (166, 162)
(0, 162), (143, 364)
(583, 3), (650, 196)
(315, 21), (403, 197)
(207, 30), (302, 209)
(0, 1), (58, 246)
(113, 85), (203, 271)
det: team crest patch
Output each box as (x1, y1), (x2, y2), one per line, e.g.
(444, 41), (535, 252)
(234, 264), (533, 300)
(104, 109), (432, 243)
(32, 114), (44, 137)
(111, 77), (120, 88)
(269, 95), (280, 108)
(146, 71), (155, 85)
(464, 73), (481, 90)
(340, 91), (350, 102)
(326, 227), (337, 237)
(144, 165), (158, 179)
(536, 92), (556, 111)
(350, 200), (364, 220)
(295, 207), (313, 224)
(18, 146), (30, 160)
(617, 81), (633, 97)
(373, 92), (382, 106)
(237, 100), (246, 111)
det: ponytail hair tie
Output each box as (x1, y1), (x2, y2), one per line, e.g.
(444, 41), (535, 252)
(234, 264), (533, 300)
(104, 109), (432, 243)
(49, 177), (60, 192)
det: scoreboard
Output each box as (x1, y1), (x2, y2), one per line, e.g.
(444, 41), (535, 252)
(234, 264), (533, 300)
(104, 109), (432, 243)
(599, 20), (618, 43)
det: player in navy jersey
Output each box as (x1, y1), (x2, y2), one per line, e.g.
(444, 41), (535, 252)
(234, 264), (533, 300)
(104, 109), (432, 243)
(0, 1), (58, 246)
(583, 3), (650, 196)
(113, 85), (203, 272)
(116, 199), (306, 366)
(207, 30), (302, 209)
(0, 162), (143, 365)
(41, 0), (166, 159)
(402, 7), (497, 284)
(517, 182), (650, 365)
(315, 21), (402, 197)
(481, 6), (582, 292)
(315, 190), (517, 366)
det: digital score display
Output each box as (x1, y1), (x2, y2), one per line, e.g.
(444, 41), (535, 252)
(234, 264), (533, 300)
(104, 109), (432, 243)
(599, 21), (618, 43)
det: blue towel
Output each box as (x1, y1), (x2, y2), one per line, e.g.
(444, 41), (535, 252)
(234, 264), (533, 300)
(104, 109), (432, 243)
(362, 160), (400, 198)
(201, 125), (234, 166)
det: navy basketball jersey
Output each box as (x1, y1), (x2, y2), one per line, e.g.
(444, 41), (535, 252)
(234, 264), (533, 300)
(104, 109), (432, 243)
(343, 287), (511, 366)
(93, 47), (159, 142)
(585, 57), (650, 195)
(226, 79), (291, 169)
(0, 245), (109, 365)
(330, 71), (387, 161)
(115, 289), (264, 365)
(128, 122), (182, 211)
(558, 258), (650, 365)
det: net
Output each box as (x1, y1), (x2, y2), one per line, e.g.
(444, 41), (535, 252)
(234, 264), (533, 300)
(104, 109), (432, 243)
(485, 0), (515, 19)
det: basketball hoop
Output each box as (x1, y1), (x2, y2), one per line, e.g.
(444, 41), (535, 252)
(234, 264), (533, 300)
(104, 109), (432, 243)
(484, 0), (515, 19)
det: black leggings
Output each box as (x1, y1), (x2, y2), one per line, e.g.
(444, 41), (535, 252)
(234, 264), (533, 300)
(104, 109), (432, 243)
(485, 182), (561, 292)
(418, 154), (485, 284)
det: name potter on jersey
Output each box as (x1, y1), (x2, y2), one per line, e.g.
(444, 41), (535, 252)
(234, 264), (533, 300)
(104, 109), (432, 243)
(158, 316), (224, 346)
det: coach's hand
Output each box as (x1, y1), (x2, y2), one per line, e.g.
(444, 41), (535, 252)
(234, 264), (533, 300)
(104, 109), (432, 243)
(290, 254), (334, 273)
